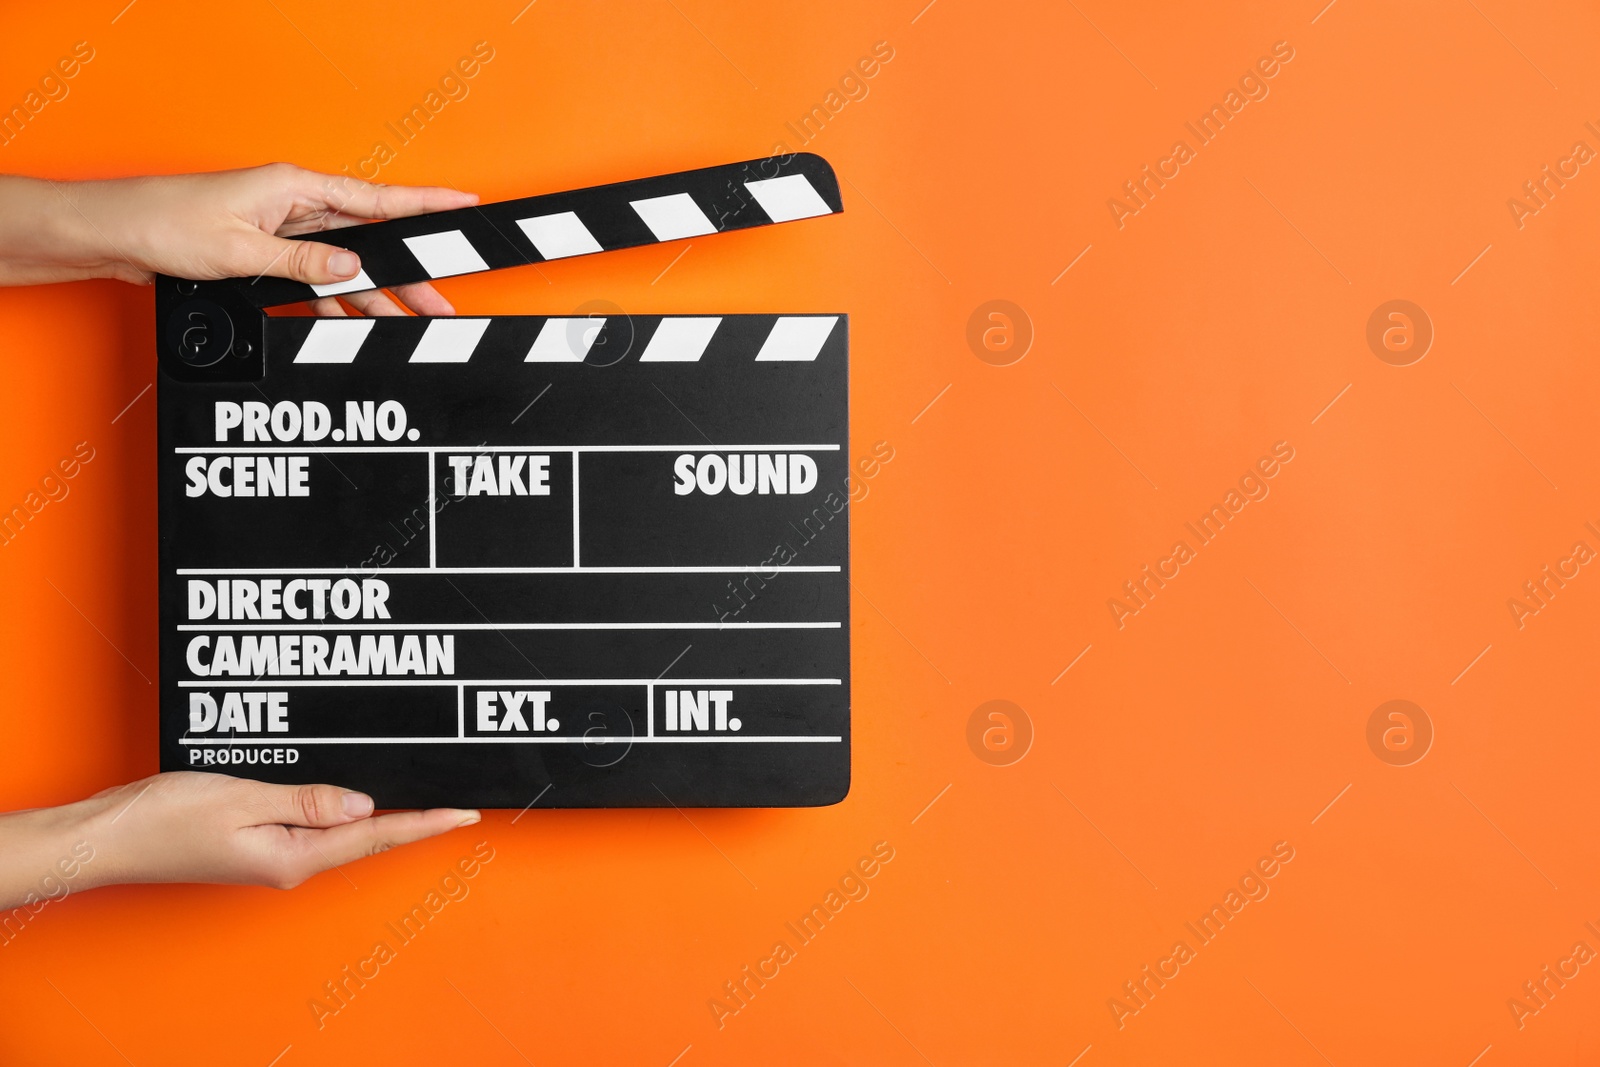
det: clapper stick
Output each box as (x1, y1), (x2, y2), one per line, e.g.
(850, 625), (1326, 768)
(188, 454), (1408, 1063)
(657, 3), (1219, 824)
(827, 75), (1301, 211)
(155, 155), (852, 808)
(156, 153), (842, 378)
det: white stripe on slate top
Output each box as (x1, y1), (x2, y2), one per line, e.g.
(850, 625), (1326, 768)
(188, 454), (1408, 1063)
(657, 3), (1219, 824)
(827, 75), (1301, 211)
(743, 176), (835, 223)
(526, 318), (605, 363)
(516, 211), (604, 260)
(309, 269), (377, 298)
(403, 230), (491, 278)
(629, 193), (718, 241)
(639, 318), (723, 362)
(408, 319), (492, 363)
(756, 316), (838, 361)
(294, 319), (376, 363)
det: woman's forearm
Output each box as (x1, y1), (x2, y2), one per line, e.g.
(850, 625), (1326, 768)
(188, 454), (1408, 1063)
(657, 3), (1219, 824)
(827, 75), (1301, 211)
(0, 797), (106, 913)
(0, 773), (477, 910)
(0, 164), (476, 314)
(0, 176), (124, 287)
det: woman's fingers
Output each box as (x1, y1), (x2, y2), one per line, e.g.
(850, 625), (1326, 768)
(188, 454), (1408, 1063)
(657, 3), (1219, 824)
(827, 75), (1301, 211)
(249, 781), (377, 829)
(390, 281), (456, 316)
(308, 296), (348, 317)
(297, 169), (479, 222)
(299, 808), (480, 869)
(308, 286), (449, 317)
(236, 168), (473, 316)
(221, 225), (362, 287)
(340, 288), (409, 317)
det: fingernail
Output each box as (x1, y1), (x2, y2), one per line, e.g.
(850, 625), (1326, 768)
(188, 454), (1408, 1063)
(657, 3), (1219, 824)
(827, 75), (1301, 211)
(342, 791), (374, 817)
(329, 251), (360, 278)
(457, 811), (481, 828)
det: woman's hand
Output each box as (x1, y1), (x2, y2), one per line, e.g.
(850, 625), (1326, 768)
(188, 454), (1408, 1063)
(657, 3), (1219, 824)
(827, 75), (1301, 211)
(0, 772), (479, 908)
(0, 163), (478, 315)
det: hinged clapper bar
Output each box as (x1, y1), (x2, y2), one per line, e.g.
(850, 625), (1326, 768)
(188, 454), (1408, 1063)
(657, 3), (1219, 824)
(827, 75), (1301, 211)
(155, 155), (850, 808)
(156, 153), (842, 381)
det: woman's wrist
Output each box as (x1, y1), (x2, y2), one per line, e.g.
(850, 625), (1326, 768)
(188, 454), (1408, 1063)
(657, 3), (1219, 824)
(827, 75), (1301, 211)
(0, 797), (110, 910)
(0, 176), (159, 286)
(0, 176), (125, 286)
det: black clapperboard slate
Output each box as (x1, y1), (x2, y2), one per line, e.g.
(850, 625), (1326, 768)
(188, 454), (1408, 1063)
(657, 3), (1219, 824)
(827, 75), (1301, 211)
(155, 154), (849, 808)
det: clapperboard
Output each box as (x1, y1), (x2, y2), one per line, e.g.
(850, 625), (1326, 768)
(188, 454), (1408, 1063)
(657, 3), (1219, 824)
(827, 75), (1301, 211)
(155, 154), (849, 808)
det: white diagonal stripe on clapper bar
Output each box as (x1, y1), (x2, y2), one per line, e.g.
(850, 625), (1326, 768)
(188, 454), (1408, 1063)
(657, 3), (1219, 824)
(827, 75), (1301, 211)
(526, 318), (604, 362)
(755, 316), (838, 361)
(403, 230), (490, 278)
(629, 193), (717, 241)
(295, 319), (376, 363)
(639, 318), (722, 362)
(409, 319), (492, 363)
(516, 211), (604, 259)
(743, 175), (833, 223)
(309, 269), (377, 298)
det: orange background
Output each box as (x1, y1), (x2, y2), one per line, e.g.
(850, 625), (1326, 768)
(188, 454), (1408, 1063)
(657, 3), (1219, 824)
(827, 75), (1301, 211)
(2, 0), (1599, 1063)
